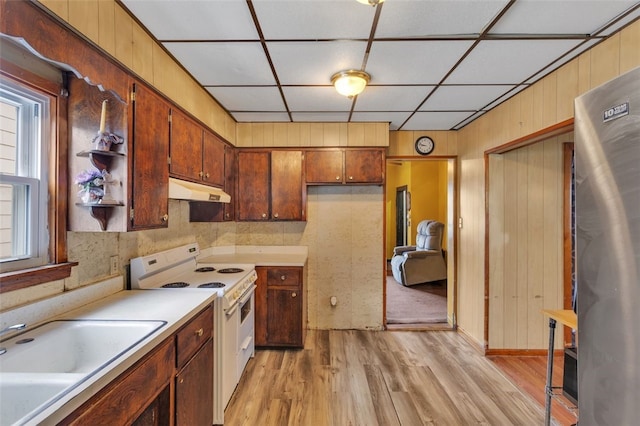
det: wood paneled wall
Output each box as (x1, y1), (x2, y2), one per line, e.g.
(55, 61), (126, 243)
(488, 135), (571, 350)
(38, 0), (237, 143)
(456, 20), (640, 350)
(235, 122), (389, 147)
(388, 130), (458, 157)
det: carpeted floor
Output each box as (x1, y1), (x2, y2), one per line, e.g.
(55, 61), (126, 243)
(386, 276), (447, 324)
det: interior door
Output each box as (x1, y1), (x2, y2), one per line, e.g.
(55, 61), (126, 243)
(396, 186), (408, 246)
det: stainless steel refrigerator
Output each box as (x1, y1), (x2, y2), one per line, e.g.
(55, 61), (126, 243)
(574, 65), (640, 425)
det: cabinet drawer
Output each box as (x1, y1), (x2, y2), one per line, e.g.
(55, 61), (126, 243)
(176, 305), (213, 368)
(267, 267), (301, 287)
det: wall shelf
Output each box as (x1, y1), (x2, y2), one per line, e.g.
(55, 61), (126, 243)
(75, 202), (125, 231)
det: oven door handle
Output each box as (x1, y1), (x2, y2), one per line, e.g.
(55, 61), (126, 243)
(225, 303), (239, 317)
(240, 335), (253, 351)
(238, 284), (256, 305)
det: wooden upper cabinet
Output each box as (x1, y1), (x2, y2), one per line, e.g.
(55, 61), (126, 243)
(130, 82), (169, 230)
(169, 111), (225, 188)
(236, 150), (304, 221)
(169, 109), (203, 182)
(237, 151), (270, 221)
(203, 131), (225, 188)
(344, 149), (385, 184)
(305, 148), (385, 185)
(271, 150), (304, 220)
(223, 145), (237, 221)
(305, 150), (344, 184)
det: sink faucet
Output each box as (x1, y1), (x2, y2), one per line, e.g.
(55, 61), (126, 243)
(0, 323), (26, 355)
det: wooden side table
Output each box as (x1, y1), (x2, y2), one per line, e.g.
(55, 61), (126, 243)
(542, 309), (577, 426)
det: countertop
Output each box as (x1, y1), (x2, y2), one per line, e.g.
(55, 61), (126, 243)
(198, 245), (308, 267)
(24, 290), (217, 425)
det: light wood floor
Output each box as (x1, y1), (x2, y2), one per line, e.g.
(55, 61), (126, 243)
(224, 329), (547, 425)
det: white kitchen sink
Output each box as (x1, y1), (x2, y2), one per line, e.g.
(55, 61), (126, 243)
(0, 373), (84, 426)
(0, 319), (166, 425)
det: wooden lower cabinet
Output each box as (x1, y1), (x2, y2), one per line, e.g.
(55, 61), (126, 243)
(60, 305), (213, 425)
(255, 266), (306, 348)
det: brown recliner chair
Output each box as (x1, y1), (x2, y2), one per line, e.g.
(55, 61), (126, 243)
(391, 220), (447, 286)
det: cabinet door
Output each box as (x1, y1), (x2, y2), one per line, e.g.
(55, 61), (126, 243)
(254, 266), (268, 346)
(176, 340), (213, 426)
(267, 287), (303, 347)
(344, 149), (385, 184)
(223, 145), (236, 221)
(237, 151), (270, 221)
(202, 130), (225, 187)
(169, 108), (203, 181)
(271, 150), (304, 220)
(130, 83), (169, 230)
(305, 150), (343, 184)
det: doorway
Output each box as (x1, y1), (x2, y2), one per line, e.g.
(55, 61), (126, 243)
(385, 158), (456, 329)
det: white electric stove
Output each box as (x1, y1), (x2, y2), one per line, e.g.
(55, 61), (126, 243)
(130, 243), (256, 425)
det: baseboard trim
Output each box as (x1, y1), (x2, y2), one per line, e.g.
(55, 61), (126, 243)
(456, 326), (486, 355)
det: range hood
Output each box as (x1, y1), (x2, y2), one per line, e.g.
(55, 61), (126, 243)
(168, 178), (231, 203)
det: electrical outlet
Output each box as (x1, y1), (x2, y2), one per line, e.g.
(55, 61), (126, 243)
(110, 255), (119, 275)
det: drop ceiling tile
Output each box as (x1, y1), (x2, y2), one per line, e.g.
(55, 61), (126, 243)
(206, 87), (285, 112)
(252, 0), (376, 39)
(268, 41), (367, 85)
(490, 0), (639, 35)
(290, 112), (351, 122)
(283, 86), (353, 111)
(366, 40), (474, 84)
(232, 112), (291, 122)
(402, 111), (475, 131)
(446, 39), (582, 84)
(376, 0), (510, 37)
(120, 0), (258, 40)
(164, 42), (274, 85)
(524, 39), (601, 84)
(350, 112), (413, 131)
(355, 86), (434, 112)
(419, 85), (515, 111)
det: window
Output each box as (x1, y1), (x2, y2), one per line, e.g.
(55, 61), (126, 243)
(0, 77), (50, 272)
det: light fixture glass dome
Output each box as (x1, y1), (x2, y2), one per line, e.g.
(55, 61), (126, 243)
(331, 70), (371, 98)
(356, 0), (385, 5)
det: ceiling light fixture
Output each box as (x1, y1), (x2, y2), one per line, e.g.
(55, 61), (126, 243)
(356, 0), (385, 6)
(331, 70), (371, 98)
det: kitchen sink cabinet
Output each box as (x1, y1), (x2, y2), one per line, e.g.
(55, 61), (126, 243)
(129, 82), (170, 230)
(60, 305), (214, 426)
(255, 266), (306, 348)
(237, 150), (305, 221)
(60, 338), (175, 425)
(305, 148), (385, 185)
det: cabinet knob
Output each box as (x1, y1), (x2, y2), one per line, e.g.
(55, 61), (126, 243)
(161, 214), (168, 222)
(348, 176), (353, 180)
(262, 213), (267, 218)
(335, 176), (340, 180)
(274, 213), (279, 218)
(225, 213), (230, 218)
(281, 275), (286, 281)
(205, 172), (210, 178)
(291, 292), (297, 298)
(195, 328), (204, 337)
(199, 171), (204, 177)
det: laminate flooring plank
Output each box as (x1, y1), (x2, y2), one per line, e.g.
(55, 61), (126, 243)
(225, 330), (546, 426)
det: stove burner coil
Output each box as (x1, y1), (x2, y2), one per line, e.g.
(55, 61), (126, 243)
(195, 266), (216, 272)
(162, 282), (189, 288)
(198, 282), (226, 288)
(217, 268), (244, 274)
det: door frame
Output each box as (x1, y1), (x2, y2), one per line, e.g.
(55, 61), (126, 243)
(395, 185), (409, 247)
(384, 156), (458, 329)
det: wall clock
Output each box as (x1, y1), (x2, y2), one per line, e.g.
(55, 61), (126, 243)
(415, 136), (435, 155)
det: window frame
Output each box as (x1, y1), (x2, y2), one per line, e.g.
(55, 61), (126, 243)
(0, 62), (75, 293)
